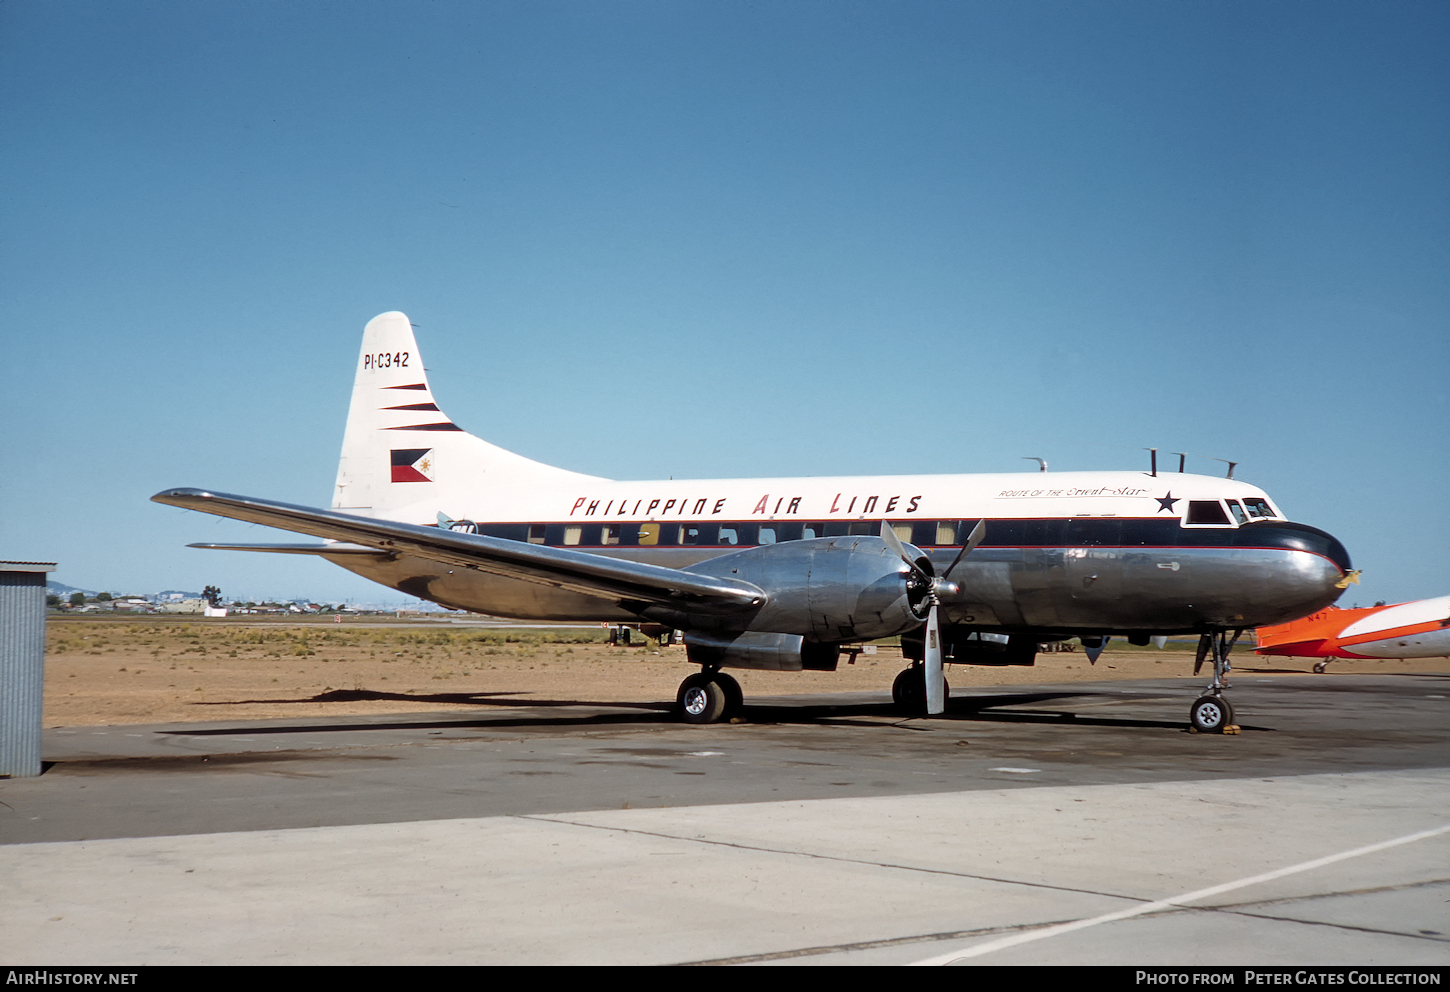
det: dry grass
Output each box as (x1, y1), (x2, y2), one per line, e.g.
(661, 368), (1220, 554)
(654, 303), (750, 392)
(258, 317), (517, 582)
(42, 615), (1450, 728)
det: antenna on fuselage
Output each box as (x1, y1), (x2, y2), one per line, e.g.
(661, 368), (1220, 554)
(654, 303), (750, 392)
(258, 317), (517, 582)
(1145, 448), (1158, 477)
(1022, 457), (1047, 472)
(1209, 457), (1238, 479)
(1172, 452), (1187, 473)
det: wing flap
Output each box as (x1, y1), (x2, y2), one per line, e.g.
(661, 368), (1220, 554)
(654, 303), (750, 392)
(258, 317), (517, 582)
(154, 488), (764, 613)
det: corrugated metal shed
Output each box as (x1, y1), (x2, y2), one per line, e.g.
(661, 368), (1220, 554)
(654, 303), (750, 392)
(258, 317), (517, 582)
(1, 560), (57, 777)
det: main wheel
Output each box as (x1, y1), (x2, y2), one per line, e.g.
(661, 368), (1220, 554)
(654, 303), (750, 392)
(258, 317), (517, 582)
(1189, 694), (1234, 733)
(891, 668), (949, 714)
(677, 673), (728, 724)
(712, 672), (744, 718)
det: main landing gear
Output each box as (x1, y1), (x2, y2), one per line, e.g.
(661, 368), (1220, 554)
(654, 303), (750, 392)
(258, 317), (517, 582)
(1190, 630), (1242, 734)
(676, 669), (743, 724)
(892, 662), (950, 714)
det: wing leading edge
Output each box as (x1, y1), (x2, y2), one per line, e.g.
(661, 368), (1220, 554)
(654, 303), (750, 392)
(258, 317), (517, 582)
(152, 488), (765, 613)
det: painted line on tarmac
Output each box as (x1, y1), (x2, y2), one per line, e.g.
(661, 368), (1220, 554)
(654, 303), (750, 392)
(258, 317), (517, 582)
(909, 822), (1450, 966)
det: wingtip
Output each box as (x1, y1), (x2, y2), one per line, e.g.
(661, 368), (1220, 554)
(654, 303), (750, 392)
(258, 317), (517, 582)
(151, 487), (213, 505)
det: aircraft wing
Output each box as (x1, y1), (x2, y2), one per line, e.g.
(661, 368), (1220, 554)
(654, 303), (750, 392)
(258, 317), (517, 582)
(152, 488), (765, 614)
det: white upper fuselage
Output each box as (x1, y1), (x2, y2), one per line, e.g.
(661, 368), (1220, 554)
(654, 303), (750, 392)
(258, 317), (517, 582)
(390, 470), (1280, 530)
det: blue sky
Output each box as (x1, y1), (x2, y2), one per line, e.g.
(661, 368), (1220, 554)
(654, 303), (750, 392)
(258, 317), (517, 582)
(2, 0), (1445, 608)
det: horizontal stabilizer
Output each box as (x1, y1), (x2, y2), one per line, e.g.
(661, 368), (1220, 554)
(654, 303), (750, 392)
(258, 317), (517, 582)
(155, 487), (765, 613)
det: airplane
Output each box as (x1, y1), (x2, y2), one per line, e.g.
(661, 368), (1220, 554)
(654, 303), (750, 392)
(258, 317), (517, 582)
(152, 311), (1354, 733)
(1255, 595), (1450, 672)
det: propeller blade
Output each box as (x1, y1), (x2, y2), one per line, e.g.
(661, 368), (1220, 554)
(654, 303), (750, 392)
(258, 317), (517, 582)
(1193, 633), (1210, 675)
(924, 602), (945, 715)
(879, 519), (912, 565)
(1082, 635), (1109, 664)
(941, 519), (987, 582)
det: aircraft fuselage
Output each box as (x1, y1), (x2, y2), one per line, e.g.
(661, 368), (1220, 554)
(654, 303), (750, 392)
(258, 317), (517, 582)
(328, 472), (1349, 635)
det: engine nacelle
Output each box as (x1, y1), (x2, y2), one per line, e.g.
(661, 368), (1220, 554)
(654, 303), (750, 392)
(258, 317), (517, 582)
(643, 535), (931, 642)
(682, 630), (841, 672)
(902, 627), (1039, 666)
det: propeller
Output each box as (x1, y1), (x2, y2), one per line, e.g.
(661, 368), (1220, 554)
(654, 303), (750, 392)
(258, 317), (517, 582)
(880, 519), (987, 715)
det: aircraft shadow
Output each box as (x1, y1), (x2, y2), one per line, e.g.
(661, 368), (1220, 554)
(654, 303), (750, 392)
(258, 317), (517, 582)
(159, 687), (1193, 736)
(746, 690), (1193, 732)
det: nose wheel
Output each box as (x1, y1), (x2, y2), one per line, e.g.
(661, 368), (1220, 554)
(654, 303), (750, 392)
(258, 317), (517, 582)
(1190, 630), (1242, 734)
(1189, 694), (1234, 733)
(676, 670), (743, 724)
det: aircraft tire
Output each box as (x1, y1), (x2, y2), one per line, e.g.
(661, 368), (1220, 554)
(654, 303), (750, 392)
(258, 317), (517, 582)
(1313, 661), (1329, 674)
(892, 668), (949, 714)
(678, 673), (728, 724)
(713, 672), (744, 718)
(1189, 695), (1234, 734)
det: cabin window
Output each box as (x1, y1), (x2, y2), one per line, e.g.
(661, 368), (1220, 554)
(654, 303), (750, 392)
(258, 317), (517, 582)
(563, 526), (582, 546)
(891, 523), (912, 543)
(1226, 500), (1249, 525)
(1186, 500), (1231, 525)
(936, 522), (958, 546)
(601, 524), (621, 546)
(481, 523), (529, 542)
(679, 525), (700, 545)
(776, 522), (804, 542)
(1242, 497), (1274, 519)
(637, 523), (660, 546)
(848, 522), (875, 536)
(803, 523), (824, 539)
(528, 525), (547, 545)
(719, 525), (739, 545)
(759, 525), (777, 545)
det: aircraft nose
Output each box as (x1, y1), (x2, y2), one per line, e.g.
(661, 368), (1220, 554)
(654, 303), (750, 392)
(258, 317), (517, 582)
(1272, 522), (1352, 576)
(1246, 521), (1353, 623)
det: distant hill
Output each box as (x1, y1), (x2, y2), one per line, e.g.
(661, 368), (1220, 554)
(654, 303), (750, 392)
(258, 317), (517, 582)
(46, 580), (201, 602)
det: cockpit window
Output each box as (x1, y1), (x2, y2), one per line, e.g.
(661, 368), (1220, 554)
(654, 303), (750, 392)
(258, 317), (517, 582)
(1226, 500), (1249, 525)
(1242, 497), (1275, 519)
(1186, 500), (1231, 525)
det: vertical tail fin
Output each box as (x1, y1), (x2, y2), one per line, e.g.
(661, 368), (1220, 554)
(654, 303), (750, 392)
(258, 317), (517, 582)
(332, 312), (601, 521)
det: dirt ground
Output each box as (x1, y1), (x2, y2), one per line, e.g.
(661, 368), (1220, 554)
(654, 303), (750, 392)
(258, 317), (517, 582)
(41, 615), (1450, 728)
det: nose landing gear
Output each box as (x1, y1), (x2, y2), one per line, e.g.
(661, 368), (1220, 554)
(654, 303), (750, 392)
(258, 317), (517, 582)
(1189, 693), (1235, 733)
(1191, 629), (1242, 734)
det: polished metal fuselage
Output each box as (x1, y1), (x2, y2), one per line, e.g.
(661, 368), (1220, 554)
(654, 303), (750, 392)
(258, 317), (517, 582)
(326, 520), (1347, 635)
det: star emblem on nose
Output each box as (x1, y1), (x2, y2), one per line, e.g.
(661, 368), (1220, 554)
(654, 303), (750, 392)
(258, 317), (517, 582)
(1155, 492), (1180, 513)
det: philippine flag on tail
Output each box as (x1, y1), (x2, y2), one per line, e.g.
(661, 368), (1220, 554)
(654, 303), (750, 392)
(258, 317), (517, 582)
(391, 448), (435, 483)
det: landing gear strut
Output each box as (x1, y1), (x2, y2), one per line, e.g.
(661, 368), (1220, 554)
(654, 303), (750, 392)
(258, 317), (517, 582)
(1190, 629), (1241, 734)
(892, 663), (950, 714)
(676, 669), (742, 724)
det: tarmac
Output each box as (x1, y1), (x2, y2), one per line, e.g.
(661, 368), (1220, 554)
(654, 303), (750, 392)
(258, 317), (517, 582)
(2, 673), (1448, 966)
